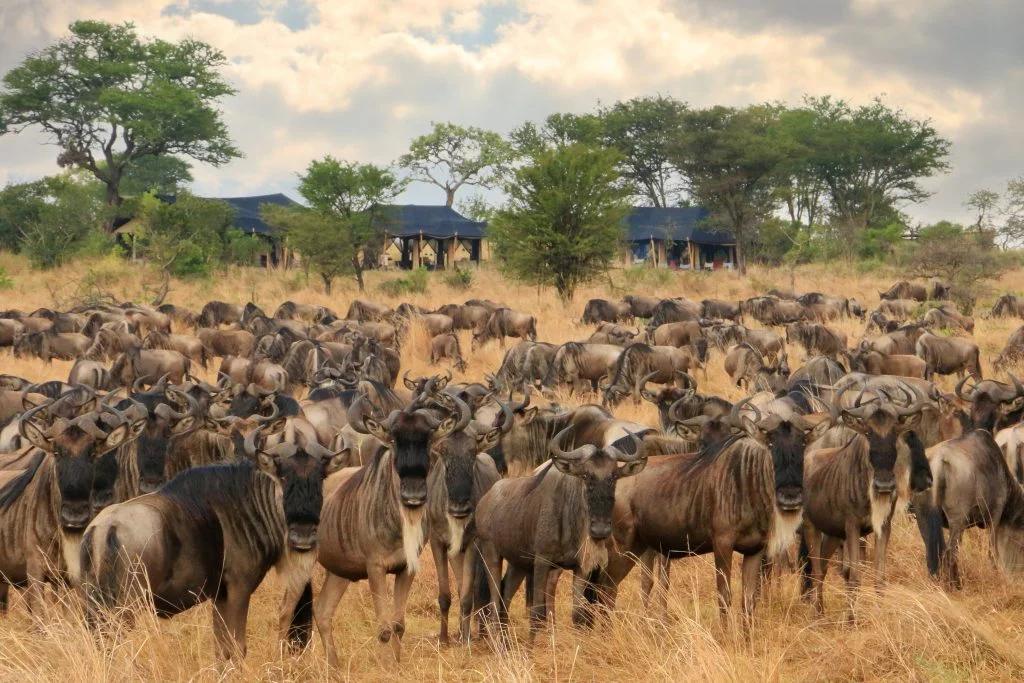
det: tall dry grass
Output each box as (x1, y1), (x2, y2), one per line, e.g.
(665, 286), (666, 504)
(2, 253), (1024, 681)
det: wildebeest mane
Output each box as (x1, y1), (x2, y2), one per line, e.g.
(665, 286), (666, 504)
(0, 451), (46, 511)
(683, 432), (743, 478)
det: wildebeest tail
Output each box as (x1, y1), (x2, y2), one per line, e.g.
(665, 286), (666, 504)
(199, 344), (209, 370)
(287, 581), (314, 649)
(918, 471), (947, 577)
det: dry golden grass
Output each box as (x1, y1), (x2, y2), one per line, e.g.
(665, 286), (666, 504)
(2, 253), (1024, 681)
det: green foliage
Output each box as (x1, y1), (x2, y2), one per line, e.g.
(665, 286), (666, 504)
(115, 156), (193, 197)
(619, 265), (675, 289)
(0, 181), (48, 251)
(136, 191), (235, 278)
(489, 144), (630, 302)
(441, 265), (474, 290)
(0, 267), (13, 290)
(378, 268), (429, 296)
(0, 20), (240, 215)
(858, 222), (905, 259)
(400, 122), (514, 206)
(282, 156), (405, 292)
(456, 194), (496, 223)
(510, 113), (605, 158)
(598, 95), (688, 207)
(16, 174), (113, 268)
(905, 220), (1011, 310)
(222, 228), (263, 266)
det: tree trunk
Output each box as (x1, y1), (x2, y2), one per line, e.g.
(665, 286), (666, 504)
(353, 255), (365, 292)
(102, 178), (124, 233)
(734, 224), (747, 276)
(445, 187), (456, 208)
(320, 272), (333, 295)
(150, 270), (170, 307)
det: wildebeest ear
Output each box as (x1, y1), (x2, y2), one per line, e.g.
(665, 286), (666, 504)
(403, 376), (418, 391)
(673, 422), (698, 441)
(640, 389), (658, 404)
(476, 428), (501, 453)
(435, 375), (450, 391)
(435, 415), (458, 440)
(807, 417), (832, 441)
(899, 413), (922, 431)
(616, 458), (648, 478)
(841, 412), (867, 434)
(256, 450), (278, 476)
(128, 418), (147, 440)
(520, 407), (539, 425)
(363, 417), (390, 443)
(20, 420), (53, 452)
(171, 416), (196, 434)
(97, 423), (130, 456)
(325, 449), (350, 475)
(551, 457), (581, 476)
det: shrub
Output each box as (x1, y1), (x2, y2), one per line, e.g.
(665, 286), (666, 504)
(442, 266), (474, 290)
(168, 243), (211, 278)
(0, 267), (12, 290)
(378, 268), (429, 296)
(620, 265), (675, 289)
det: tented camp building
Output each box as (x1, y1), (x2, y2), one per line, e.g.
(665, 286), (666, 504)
(380, 205), (487, 270)
(622, 206), (736, 270)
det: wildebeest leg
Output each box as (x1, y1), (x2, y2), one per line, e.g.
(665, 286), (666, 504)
(843, 522), (861, 625)
(220, 591), (252, 660)
(390, 569), (415, 662)
(944, 524), (965, 589)
(480, 545), (507, 637)
(530, 561), (552, 636)
(544, 568), (561, 626)
(712, 536), (735, 616)
(457, 549), (475, 643)
(803, 526), (826, 613)
(571, 569), (596, 627)
(430, 540), (452, 645)
(654, 554), (671, 622)
(313, 572), (351, 669)
(0, 584), (7, 616)
(741, 551), (764, 623)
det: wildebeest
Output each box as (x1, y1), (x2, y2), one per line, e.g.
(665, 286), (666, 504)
(68, 359), (115, 391)
(647, 321), (702, 348)
(542, 342), (623, 396)
(434, 303), (491, 331)
(724, 344), (789, 392)
(143, 331), (209, 368)
(700, 299), (741, 322)
(923, 306), (975, 334)
(582, 299), (633, 325)
(994, 325), (1024, 369)
(876, 299), (919, 321)
(861, 323), (928, 356)
(475, 428), (647, 635)
(198, 328), (256, 359)
(879, 280), (927, 302)
(622, 295), (663, 319)
(472, 308), (538, 350)
(110, 347), (192, 388)
(785, 322), (847, 359)
(846, 348), (926, 379)
(646, 299), (701, 329)
(740, 296), (806, 327)
(991, 294), (1024, 320)
(274, 301), (332, 323)
(915, 430), (1024, 587)
(13, 329), (90, 362)
(602, 343), (703, 406)
(429, 333), (467, 373)
(80, 426), (347, 659)
(0, 403), (142, 613)
(0, 319), (25, 347)
(603, 399), (819, 621)
(197, 300), (244, 328)
(418, 313), (455, 337)
(313, 397), (466, 666)
(915, 332), (981, 380)
(800, 386), (930, 621)
(346, 300), (393, 322)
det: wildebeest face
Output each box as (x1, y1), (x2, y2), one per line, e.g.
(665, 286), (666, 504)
(382, 412), (439, 509)
(761, 418), (812, 511)
(553, 451), (647, 541)
(258, 444), (347, 552)
(845, 410), (920, 495)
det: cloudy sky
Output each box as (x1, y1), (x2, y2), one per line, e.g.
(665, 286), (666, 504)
(0, 0), (1020, 224)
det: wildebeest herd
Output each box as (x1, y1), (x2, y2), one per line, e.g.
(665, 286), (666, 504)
(4, 279), (1024, 666)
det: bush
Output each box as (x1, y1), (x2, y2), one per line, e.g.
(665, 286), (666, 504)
(168, 242), (210, 278)
(378, 268), (429, 296)
(0, 267), (12, 290)
(442, 266), (474, 290)
(222, 228), (264, 266)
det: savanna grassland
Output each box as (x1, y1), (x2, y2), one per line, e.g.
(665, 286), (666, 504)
(2, 251), (1024, 682)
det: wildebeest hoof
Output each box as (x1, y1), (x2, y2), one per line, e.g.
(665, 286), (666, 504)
(378, 627), (392, 643)
(392, 621), (406, 638)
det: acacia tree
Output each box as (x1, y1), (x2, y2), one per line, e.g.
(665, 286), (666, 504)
(671, 104), (790, 275)
(598, 95), (688, 207)
(802, 96), (951, 255)
(400, 122), (513, 207)
(510, 112), (604, 159)
(0, 20), (240, 228)
(265, 157), (405, 293)
(488, 144), (629, 302)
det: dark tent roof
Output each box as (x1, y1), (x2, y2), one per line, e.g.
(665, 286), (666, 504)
(624, 207), (733, 245)
(378, 205), (486, 239)
(218, 193), (298, 236)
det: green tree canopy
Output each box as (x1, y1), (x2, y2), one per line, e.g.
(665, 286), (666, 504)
(510, 112), (604, 159)
(488, 144), (629, 301)
(0, 20), (240, 226)
(266, 156), (405, 293)
(400, 122), (513, 207)
(671, 104), (791, 275)
(115, 155), (193, 197)
(12, 174), (112, 269)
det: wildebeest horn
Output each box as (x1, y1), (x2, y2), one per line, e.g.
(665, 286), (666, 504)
(132, 376), (148, 394)
(250, 398), (281, 425)
(152, 373), (170, 394)
(676, 370), (697, 390)
(666, 390), (697, 423)
(890, 383), (928, 418)
(247, 382), (273, 398)
(549, 427), (597, 461)
(636, 370), (660, 395)
(1001, 373), (1024, 402)
(509, 387), (531, 413)
(954, 375), (975, 402)
(19, 401), (52, 435)
(346, 394), (377, 435)
(729, 396), (761, 432)
(243, 424), (265, 458)
(608, 430), (645, 462)
(492, 399), (515, 433)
